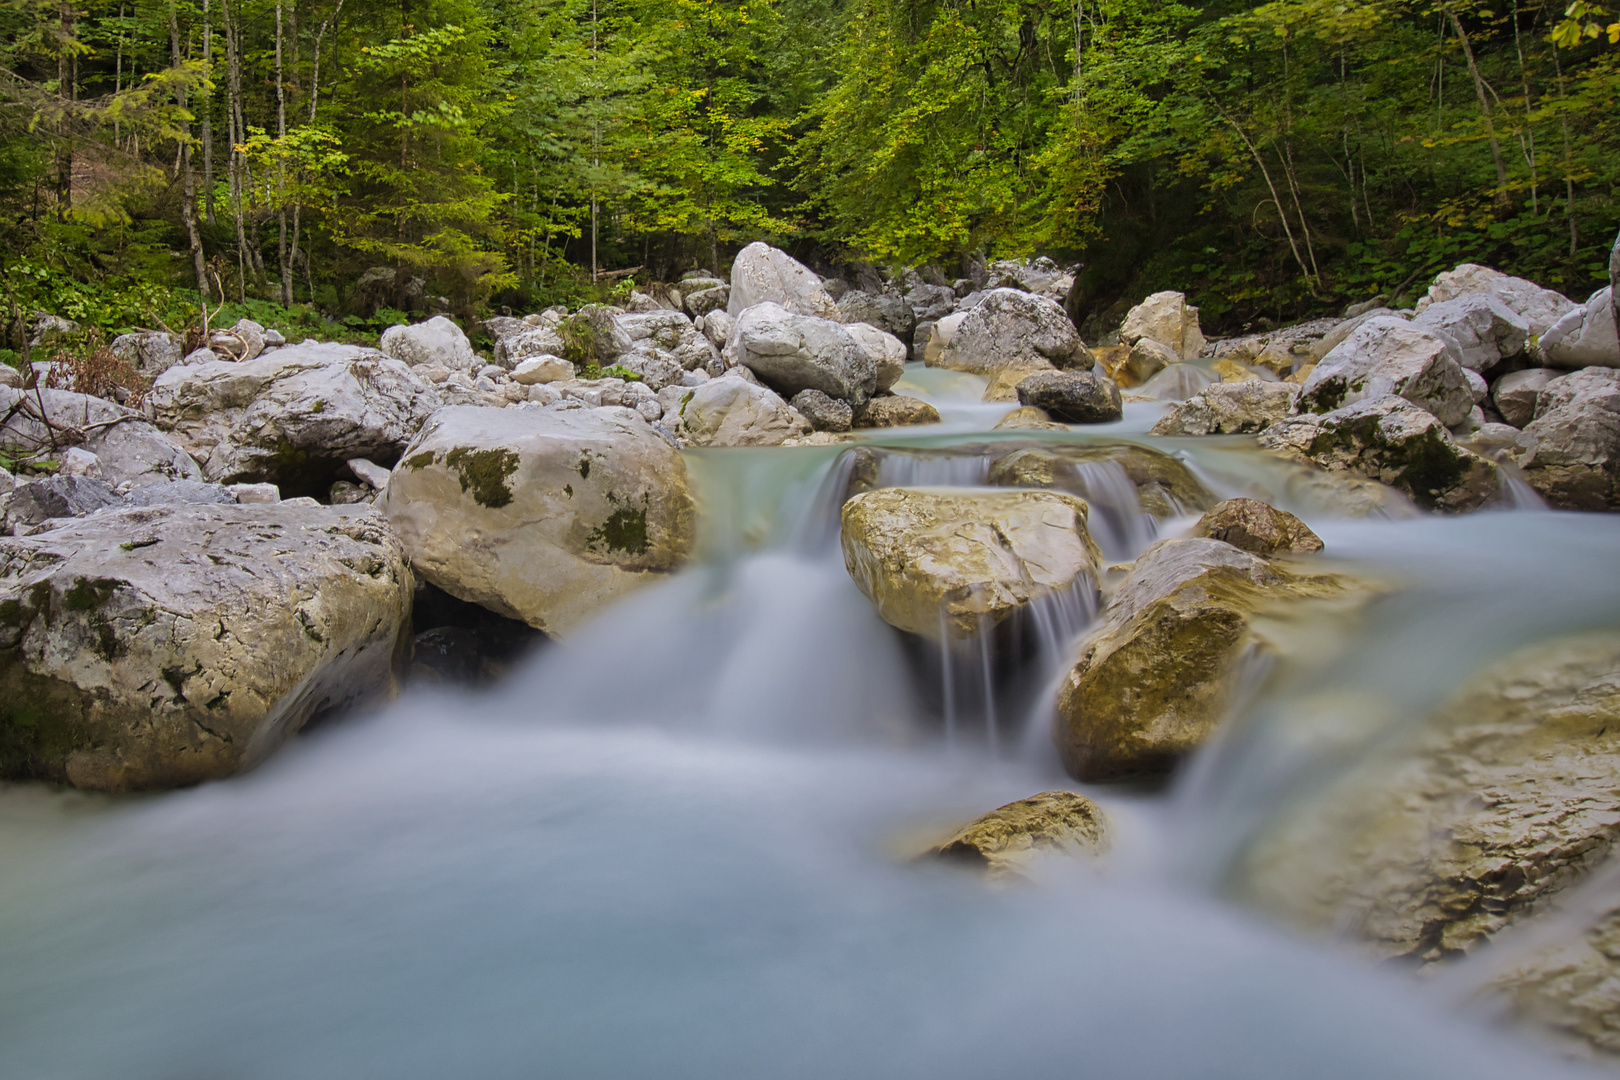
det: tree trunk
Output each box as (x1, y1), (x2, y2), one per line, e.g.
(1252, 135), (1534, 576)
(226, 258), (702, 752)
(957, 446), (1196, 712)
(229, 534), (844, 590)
(276, 1), (290, 307)
(202, 0), (215, 225)
(1444, 8), (1509, 205)
(170, 3), (209, 299)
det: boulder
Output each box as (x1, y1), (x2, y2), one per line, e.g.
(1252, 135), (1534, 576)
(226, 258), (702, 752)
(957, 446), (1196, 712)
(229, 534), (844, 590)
(109, 332), (184, 377)
(676, 376), (810, 446)
(1492, 367), (1555, 428)
(1519, 367), (1620, 510)
(1120, 291), (1206, 360)
(494, 325), (568, 369)
(905, 281), (958, 324)
(1015, 371), (1123, 424)
(118, 479), (238, 507)
(840, 488), (1102, 641)
(928, 790), (1107, 877)
(511, 355), (574, 385)
(979, 362), (1057, 404)
(934, 289), (1091, 375)
(1416, 263), (1577, 338)
(384, 405), (696, 636)
(987, 442), (1216, 518)
(837, 290), (916, 344)
(3, 474), (121, 532)
(1150, 382), (1301, 436)
(790, 389), (853, 433)
(380, 315), (478, 372)
(683, 285), (731, 319)
(843, 322), (908, 393)
(1540, 286), (1620, 369)
(557, 305), (635, 366)
(1123, 338), (1177, 385)
(0, 386), (201, 490)
(1258, 395), (1500, 513)
(1191, 498), (1323, 555)
(1410, 293), (1529, 373)
(0, 503), (412, 792)
(616, 310), (717, 373)
(1054, 538), (1350, 781)
(208, 318), (265, 362)
(698, 310), (733, 350)
(150, 342), (441, 496)
(733, 302), (876, 408)
(1308, 308), (1402, 362)
(1300, 317), (1474, 427)
(921, 311), (968, 366)
(1234, 631), (1620, 964)
(853, 395), (941, 428)
(727, 242), (838, 319)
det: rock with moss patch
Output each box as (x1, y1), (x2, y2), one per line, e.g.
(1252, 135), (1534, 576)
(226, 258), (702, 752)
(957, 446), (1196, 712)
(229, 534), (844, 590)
(1192, 498), (1323, 555)
(556, 305), (635, 368)
(0, 503), (412, 792)
(1300, 317), (1474, 426)
(1151, 381), (1301, 436)
(150, 341), (441, 497)
(1055, 538), (1355, 781)
(385, 405), (696, 637)
(1257, 395), (1499, 513)
(993, 407), (1067, 431)
(1233, 631), (1620, 969)
(928, 790), (1108, 877)
(840, 487), (1101, 642)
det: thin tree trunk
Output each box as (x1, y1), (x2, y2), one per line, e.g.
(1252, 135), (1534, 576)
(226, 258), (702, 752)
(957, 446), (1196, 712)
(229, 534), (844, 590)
(1281, 143), (1321, 282)
(1552, 43), (1578, 256)
(1444, 7), (1509, 204)
(309, 0), (345, 122)
(223, 0), (249, 298)
(170, 2), (208, 299)
(276, 1), (290, 307)
(1510, 0), (1538, 213)
(202, 0), (215, 225)
(1215, 106), (1311, 280)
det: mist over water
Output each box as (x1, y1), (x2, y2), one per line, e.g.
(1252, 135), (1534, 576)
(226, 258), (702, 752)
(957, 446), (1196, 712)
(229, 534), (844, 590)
(2, 366), (1617, 1079)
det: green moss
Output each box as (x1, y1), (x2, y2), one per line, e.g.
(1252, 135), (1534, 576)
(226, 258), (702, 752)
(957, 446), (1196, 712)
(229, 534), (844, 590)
(444, 447), (520, 509)
(587, 506), (650, 556)
(89, 615), (124, 662)
(563, 484), (573, 498)
(64, 577), (122, 612)
(268, 437), (310, 474)
(1392, 430), (1471, 508)
(0, 661), (93, 783)
(406, 450), (437, 471)
(1304, 378), (1347, 413)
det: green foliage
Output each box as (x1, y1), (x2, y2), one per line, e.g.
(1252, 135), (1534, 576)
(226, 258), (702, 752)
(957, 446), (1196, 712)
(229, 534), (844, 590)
(600, 363), (643, 380)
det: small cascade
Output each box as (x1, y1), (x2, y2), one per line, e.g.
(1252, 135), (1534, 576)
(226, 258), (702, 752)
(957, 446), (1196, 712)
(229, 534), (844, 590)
(1064, 459), (1158, 559)
(1496, 461), (1548, 511)
(1138, 363), (1215, 401)
(876, 451), (991, 488)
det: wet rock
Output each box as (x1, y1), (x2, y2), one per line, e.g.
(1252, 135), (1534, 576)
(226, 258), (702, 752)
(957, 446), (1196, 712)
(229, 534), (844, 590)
(1519, 367), (1620, 510)
(1055, 538), (1351, 781)
(853, 395), (941, 428)
(935, 289), (1092, 375)
(837, 290), (916, 345)
(1135, 363), (1215, 402)
(676, 376), (810, 446)
(384, 405), (696, 637)
(1540, 286), (1620, 369)
(1301, 317), (1474, 427)
(1123, 338), (1177, 385)
(0, 386), (201, 490)
(0, 503), (412, 792)
(734, 302), (876, 409)
(981, 361), (1063, 403)
(727, 242), (838, 319)
(1192, 498), (1323, 555)
(3, 474), (120, 532)
(150, 341), (441, 497)
(790, 389), (853, 433)
(110, 332), (184, 377)
(1234, 631), (1620, 964)
(1492, 367), (1555, 428)
(1258, 395), (1500, 513)
(987, 442), (1216, 518)
(380, 316), (478, 372)
(1015, 370), (1123, 424)
(928, 790), (1108, 877)
(993, 407), (1067, 432)
(1150, 382), (1300, 436)
(843, 322), (908, 393)
(1120, 291), (1205, 360)
(1410, 293), (1529, 373)
(840, 487), (1101, 641)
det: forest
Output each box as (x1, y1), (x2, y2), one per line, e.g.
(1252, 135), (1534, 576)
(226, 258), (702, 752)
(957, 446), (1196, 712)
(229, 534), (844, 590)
(1, 0), (1618, 342)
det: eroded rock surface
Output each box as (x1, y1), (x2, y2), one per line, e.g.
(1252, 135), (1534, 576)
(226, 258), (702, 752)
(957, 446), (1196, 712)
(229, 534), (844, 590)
(1151, 382), (1300, 436)
(929, 790), (1107, 876)
(1192, 498), (1323, 555)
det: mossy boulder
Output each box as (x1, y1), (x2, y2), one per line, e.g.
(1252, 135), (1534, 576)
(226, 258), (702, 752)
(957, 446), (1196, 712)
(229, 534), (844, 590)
(1257, 394), (1499, 513)
(385, 405), (696, 637)
(0, 503), (412, 792)
(1054, 538), (1355, 781)
(840, 487), (1101, 641)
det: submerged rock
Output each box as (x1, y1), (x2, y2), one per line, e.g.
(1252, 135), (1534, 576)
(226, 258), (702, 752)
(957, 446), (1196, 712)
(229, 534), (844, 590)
(1234, 631), (1620, 964)
(1191, 498), (1323, 555)
(1151, 382), (1301, 436)
(0, 503), (412, 792)
(1258, 395), (1499, 513)
(928, 790), (1108, 877)
(1015, 370), (1123, 424)
(1054, 538), (1353, 782)
(854, 395), (941, 428)
(993, 407), (1067, 432)
(384, 405), (696, 637)
(840, 487), (1101, 641)
(1134, 363), (1214, 402)
(987, 442), (1217, 518)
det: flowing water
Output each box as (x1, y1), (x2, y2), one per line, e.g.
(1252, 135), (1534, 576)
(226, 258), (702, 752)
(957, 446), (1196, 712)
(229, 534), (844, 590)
(2, 365), (1619, 1079)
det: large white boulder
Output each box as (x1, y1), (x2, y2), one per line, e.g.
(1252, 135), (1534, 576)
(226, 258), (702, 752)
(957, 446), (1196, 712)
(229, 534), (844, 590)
(1300, 316), (1474, 426)
(1120, 291), (1206, 360)
(1415, 263), (1577, 338)
(384, 405), (696, 637)
(380, 315), (479, 372)
(0, 503), (412, 791)
(151, 342), (442, 494)
(842, 322), (908, 392)
(1539, 286), (1620, 369)
(934, 289), (1091, 375)
(673, 375), (810, 447)
(733, 302), (877, 408)
(1410, 293), (1529, 372)
(1519, 367), (1620, 510)
(726, 242), (838, 319)
(0, 386), (200, 490)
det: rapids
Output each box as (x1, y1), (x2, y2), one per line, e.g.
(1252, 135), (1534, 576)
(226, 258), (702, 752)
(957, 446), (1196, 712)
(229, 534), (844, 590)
(2, 363), (1618, 1079)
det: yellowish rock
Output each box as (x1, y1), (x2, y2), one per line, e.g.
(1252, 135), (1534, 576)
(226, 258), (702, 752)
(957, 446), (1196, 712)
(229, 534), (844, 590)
(928, 790), (1108, 876)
